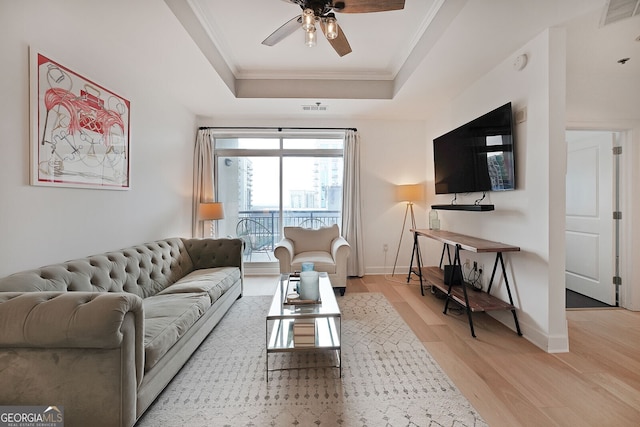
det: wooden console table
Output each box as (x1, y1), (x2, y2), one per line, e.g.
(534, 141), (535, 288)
(409, 229), (522, 338)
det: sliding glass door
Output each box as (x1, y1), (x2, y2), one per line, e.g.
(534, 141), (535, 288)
(213, 132), (344, 264)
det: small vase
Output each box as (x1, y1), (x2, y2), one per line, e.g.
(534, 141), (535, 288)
(429, 210), (440, 230)
(299, 271), (320, 301)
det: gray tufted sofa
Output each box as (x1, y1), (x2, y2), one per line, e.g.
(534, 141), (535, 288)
(0, 237), (244, 427)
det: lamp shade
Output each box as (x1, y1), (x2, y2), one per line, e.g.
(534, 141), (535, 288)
(198, 202), (224, 220)
(395, 184), (424, 202)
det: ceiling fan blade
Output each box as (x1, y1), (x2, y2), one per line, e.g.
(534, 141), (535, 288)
(320, 20), (352, 57)
(262, 15), (302, 46)
(334, 0), (405, 13)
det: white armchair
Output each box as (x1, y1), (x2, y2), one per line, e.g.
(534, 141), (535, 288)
(274, 224), (351, 295)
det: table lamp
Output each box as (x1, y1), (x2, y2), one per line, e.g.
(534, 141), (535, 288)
(198, 202), (224, 238)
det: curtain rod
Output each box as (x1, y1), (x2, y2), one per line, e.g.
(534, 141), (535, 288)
(198, 126), (357, 132)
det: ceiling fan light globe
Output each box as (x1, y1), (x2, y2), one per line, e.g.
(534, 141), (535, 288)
(302, 9), (315, 31)
(305, 26), (317, 47)
(325, 16), (338, 40)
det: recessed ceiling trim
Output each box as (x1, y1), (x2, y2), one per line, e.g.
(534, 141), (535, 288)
(186, 0), (238, 74)
(393, 0), (469, 97)
(164, 0), (236, 94)
(388, 0), (447, 77)
(236, 79), (394, 99)
(236, 69), (395, 81)
(166, 0), (467, 100)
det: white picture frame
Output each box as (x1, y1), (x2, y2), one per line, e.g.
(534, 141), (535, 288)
(29, 48), (131, 190)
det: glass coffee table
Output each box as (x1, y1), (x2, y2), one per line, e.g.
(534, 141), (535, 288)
(265, 272), (341, 381)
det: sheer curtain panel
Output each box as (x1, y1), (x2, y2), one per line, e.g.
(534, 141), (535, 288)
(192, 129), (216, 238)
(342, 130), (364, 277)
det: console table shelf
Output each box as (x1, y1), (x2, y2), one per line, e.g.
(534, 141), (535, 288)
(422, 267), (515, 312)
(409, 229), (522, 338)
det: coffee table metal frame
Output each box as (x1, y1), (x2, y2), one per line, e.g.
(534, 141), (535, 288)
(265, 273), (341, 381)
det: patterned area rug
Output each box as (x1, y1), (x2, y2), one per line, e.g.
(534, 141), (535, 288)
(137, 293), (486, 427)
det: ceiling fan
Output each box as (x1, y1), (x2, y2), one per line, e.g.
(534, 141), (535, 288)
(262, 0), (405, 57)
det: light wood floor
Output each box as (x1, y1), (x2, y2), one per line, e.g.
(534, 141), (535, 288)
(342, 275), (640, 427)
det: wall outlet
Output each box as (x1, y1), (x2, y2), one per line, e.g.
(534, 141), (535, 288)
(383, 243), (388, 252)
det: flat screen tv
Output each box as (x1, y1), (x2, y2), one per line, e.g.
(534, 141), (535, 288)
(433, 102), (516, 195)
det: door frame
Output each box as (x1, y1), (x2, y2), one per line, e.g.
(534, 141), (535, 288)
(618, 128), (633, 310)
(566, 126), (631, 309)
(565, 130), (616, 305)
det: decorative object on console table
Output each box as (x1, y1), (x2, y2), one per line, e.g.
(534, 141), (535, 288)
(30, 49), (130, 190)
(429, 209), (440, 230)
(392, 183), (425, 276)
(198, 202), (224, 237)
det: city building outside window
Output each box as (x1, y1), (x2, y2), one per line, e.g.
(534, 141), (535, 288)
(213, 132), (344, 263)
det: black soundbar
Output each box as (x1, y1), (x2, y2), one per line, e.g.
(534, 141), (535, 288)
(431, 204), (495, 211)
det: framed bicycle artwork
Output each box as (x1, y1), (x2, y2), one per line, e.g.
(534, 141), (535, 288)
(30, 48), (131, 190)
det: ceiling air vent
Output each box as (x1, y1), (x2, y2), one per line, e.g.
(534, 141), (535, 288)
(302, 103), (327, 112)
(600, 0), (640, 26)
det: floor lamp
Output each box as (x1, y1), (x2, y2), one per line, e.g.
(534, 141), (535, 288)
(392, 184), (424, 276)
(198, 202), (225, 238)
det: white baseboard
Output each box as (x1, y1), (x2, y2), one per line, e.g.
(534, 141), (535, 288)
(489, 311), (569, 353)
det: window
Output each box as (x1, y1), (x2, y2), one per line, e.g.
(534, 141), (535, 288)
(213, 131), (344, 263)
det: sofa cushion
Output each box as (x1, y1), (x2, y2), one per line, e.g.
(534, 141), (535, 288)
(291, 251), (336, 273)
(0, 238), (195, 298)
(157, 267), (240, 304)
(143, 293), (211, 371)
(183, 238), (244, 270)
(283, 224), (339, 254)
(120, 239), (195, 298)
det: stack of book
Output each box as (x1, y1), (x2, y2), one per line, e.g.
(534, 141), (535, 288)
(293, 318), (316, 347)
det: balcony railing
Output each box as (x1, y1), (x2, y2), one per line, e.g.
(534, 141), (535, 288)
(235, 210), (340, 261)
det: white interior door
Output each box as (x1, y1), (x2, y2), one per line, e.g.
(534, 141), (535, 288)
(565, 131), (615, 305)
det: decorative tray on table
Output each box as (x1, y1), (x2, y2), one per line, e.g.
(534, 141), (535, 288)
(283, 278), (321, 305)
(284, 295), (321, 305)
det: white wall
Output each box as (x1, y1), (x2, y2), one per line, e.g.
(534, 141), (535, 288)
(0, 1), (196, 277)
(423, 29), (569, 352)
(197, 116), (428, 277)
